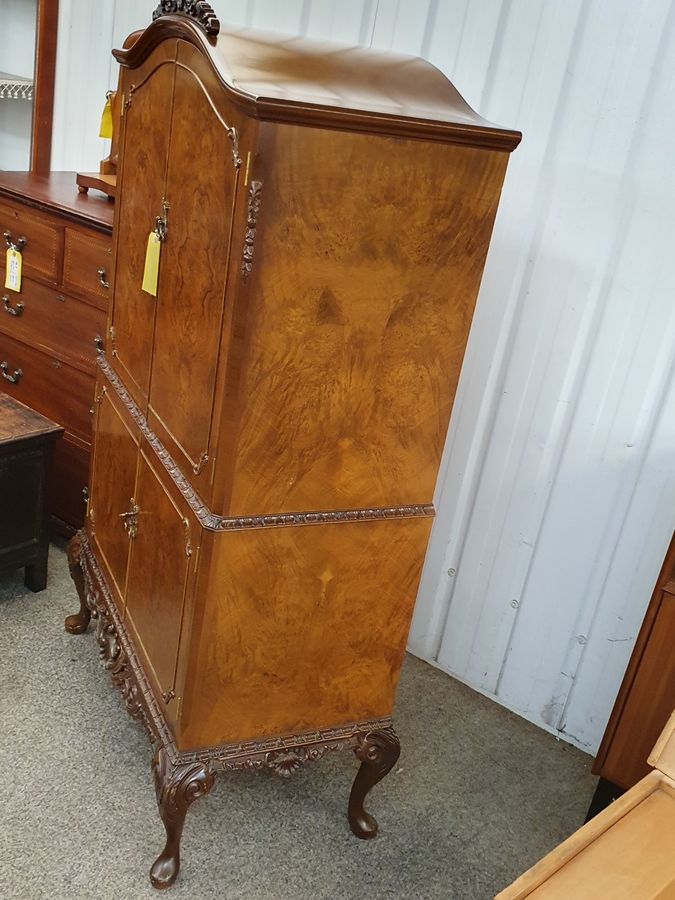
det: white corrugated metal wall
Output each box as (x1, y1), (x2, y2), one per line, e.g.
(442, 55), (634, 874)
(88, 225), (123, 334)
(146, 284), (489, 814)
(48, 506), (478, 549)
(49, 0), (675, 754)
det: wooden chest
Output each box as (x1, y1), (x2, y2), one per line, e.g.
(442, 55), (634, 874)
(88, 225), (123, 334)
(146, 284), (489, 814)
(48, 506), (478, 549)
(0, 172), (113, 532)
(66, 4), (520, 889)
(0, 394), (62, 591)
(496, 712), (675, 899)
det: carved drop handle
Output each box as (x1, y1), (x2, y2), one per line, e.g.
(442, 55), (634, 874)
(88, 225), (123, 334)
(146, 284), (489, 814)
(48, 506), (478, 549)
(3, 230), (27, 251)
(1, 361), (22, 383)
(2, 295), (24, 316)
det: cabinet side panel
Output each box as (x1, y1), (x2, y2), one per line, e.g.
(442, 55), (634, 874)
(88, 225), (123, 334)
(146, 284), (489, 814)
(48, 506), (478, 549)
(224, 126), (508, 515)
(177, 517), (432, 749)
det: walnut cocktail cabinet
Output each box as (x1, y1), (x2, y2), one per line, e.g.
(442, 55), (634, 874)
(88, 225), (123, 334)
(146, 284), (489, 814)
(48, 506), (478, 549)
(66, 2), (520, 889)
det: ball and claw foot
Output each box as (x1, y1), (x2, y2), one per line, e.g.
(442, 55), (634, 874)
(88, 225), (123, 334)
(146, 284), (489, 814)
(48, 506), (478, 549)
(348, 728), (400, 839)
(65, 532), (91, 634)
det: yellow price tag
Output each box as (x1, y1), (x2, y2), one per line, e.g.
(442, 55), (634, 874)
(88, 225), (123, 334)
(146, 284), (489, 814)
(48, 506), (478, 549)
(99, 94), (113, 140)
(5, 247), (22, 292)
(142, 232), (161, 296)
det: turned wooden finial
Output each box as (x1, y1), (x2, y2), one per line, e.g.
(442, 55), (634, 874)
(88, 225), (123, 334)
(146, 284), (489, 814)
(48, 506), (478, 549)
(152, 0), (220, 36)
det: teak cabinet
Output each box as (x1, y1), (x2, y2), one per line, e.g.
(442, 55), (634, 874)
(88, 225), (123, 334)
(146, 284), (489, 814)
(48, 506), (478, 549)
(0, 173), (114, 531)
(66, 2), (520, 888)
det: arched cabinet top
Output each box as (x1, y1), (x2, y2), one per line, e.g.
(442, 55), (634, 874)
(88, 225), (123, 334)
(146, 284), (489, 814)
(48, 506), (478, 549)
(114, 11), (521, 152)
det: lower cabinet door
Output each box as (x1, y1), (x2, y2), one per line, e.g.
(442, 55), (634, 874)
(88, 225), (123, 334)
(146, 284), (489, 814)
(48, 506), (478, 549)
(88, 389), (138, 606)
(124, 450), (194, 706)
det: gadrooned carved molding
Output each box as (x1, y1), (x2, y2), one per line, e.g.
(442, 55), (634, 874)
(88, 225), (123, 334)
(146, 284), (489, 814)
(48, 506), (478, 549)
(241, 180), (262, 277)
(75, 529), (394, 778)
(152, 0), (220, 36)
(97, 353), (435, 531)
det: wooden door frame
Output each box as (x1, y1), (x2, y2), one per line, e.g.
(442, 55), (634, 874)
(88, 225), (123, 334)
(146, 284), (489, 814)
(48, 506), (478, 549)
(30, 0), (59, 174)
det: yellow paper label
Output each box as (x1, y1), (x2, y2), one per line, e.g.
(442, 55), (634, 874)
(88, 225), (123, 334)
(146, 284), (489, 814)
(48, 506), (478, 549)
(99, 95), (113, 140)
(142, 232), (161, 296)
(5, 247), (22, 292)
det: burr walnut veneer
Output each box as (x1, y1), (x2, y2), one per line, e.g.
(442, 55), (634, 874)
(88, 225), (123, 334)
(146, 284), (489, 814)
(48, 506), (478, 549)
(66, 2), (520, 889)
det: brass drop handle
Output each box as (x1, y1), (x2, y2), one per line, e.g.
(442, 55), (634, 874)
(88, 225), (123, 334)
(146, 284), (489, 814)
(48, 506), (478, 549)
(2, 294), (23, 316)
(97, 267), (110, 289)
(3, 230), (27, 251)
(154, 198), (170, 242)
(119, 498), (140, 539)
(94, 335), (104, 355)
(0, 361), (22, 383)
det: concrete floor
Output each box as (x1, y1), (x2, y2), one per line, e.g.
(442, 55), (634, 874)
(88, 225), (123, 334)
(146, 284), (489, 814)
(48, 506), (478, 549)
(0, 545), (597, 899)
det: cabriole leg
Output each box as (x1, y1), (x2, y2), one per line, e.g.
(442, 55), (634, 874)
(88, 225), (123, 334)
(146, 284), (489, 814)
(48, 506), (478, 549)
(348, 727), (400, 839)
(64, 531), (91, 634)
(150, 748), (214, 889)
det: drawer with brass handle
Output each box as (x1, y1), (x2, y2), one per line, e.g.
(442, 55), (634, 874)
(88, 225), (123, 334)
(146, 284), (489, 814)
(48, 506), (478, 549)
(0, 276), (105, 374)
(62, 227), (112, 309)
(0, 331), (96, 441)
(0, 360), (22, 383)
(2, 294), (24, 316)
(0, 171), (113, 534)
(0, 200), (60, 285)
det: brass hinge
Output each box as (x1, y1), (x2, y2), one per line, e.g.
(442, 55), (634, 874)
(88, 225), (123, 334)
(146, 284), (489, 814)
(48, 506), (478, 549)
(183, 517), (192, 557)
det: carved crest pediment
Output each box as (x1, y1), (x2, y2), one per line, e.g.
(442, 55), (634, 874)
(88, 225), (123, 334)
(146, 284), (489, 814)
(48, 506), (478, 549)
(152, 0), (220, 36)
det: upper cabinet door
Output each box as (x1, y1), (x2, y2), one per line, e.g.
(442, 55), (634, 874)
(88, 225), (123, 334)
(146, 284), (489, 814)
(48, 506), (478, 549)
(110, 45), (176, 408)
(147, 43), (241, 478)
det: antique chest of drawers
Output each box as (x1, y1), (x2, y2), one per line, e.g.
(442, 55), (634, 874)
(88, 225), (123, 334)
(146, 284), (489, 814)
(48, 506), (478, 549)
(0, 172), (114, 532)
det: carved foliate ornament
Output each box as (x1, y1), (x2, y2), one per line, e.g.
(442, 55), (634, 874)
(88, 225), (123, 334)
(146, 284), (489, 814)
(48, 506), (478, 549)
(242, 180), (263, 277)
(152, 0), (220, 36)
